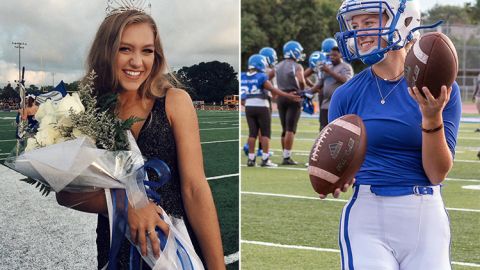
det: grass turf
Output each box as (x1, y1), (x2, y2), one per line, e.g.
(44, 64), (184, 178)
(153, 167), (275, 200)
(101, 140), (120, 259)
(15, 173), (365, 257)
(0, 110), (239, 268)
(241, 115), (480, 269)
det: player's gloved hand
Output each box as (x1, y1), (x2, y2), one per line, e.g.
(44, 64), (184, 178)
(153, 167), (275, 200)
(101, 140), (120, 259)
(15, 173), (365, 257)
(319, 178), (356, 199)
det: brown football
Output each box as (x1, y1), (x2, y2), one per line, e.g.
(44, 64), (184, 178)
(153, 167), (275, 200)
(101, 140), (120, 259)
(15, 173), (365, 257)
(404, 32), (458, 98)
(308, 114), (367, 196)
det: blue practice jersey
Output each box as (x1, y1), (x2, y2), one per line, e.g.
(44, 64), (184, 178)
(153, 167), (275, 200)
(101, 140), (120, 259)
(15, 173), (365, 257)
(329, 68), (462, 186)
(240, 72), (268, 98)
(241, 72), (270, 107)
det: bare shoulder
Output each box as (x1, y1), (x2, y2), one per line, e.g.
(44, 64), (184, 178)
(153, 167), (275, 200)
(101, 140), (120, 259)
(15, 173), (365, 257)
(166, 88), (192, 104)
(165, 88), (195, 123)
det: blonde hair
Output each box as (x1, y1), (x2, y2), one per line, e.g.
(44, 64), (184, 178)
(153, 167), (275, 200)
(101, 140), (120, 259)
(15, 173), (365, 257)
(85, 10), (173, 99)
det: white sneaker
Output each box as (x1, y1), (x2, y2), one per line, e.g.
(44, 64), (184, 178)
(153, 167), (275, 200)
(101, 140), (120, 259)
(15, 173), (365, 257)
(261, 159), (278, 167)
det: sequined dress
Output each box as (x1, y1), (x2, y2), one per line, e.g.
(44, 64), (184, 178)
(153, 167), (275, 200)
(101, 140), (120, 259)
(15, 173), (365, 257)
(96, 96), (204, 269)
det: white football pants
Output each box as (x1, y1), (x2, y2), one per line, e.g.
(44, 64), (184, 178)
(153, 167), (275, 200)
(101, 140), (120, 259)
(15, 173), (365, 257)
(339, 185), (451, 270)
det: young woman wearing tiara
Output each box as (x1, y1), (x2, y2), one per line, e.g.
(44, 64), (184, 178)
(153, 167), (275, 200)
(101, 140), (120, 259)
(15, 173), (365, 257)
(56, 5), (225, 270)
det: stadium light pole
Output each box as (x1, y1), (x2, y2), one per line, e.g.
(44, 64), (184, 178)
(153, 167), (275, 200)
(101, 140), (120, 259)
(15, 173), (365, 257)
(12, 42), (27, 83)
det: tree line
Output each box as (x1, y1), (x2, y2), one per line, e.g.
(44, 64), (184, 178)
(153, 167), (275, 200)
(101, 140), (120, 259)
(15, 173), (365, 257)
(242, 0), (480, 72)
(0, 61), (238, 103)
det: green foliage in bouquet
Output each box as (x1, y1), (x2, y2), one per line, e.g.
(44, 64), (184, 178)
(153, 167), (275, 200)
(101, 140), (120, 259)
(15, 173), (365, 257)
(22, 70), (142, 196)
(20, 177), (52, 196)
(70, 70), (142, 151)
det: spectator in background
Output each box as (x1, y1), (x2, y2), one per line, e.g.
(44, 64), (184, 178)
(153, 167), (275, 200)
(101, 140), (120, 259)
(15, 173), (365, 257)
(18, 95), (39, 121)
(311, 46), (353, 130)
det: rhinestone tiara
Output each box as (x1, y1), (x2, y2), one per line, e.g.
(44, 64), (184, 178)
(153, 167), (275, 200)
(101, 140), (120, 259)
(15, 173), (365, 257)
(105, 0), (151, 17)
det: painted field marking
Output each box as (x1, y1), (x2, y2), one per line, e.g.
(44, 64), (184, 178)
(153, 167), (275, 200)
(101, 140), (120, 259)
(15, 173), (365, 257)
(200, 127), (238, 131)
(241, 240), (480, 267)
(241, 191), (480, 213)
(200, 121), (238, 124)
(242, 240), (339, 253)
(446, 178), (480, 183)
(201, 139), (238, 144)
(224, 251), (239, 265)
(462, 185), (480, 190)
(207, 173), (239, 181)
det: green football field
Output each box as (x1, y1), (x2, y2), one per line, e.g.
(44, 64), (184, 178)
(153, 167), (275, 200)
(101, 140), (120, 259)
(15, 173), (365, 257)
(0, 110), (239, 269)
(241, 114), (480, 270)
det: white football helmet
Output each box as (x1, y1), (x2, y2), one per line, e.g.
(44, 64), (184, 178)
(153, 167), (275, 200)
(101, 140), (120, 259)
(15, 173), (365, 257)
(335, 0), (421, 65)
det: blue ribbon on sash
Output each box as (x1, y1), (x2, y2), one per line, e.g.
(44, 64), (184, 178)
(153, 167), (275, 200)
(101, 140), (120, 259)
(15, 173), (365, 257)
(107, 159), (171, 270)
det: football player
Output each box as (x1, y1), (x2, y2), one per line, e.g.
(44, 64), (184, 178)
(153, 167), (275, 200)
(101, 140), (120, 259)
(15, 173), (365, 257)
(275, 40), (306, 165)
(242, 54), (300, 167)
(325, 0), (462, 269)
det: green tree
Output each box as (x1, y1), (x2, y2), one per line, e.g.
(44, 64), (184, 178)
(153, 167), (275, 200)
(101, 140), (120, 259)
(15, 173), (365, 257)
(26, 84), (40, 96)
(0, 83), (20, 100)
(176, 61), (238, 103)
(241, 0), (341, 69)
(423, 4), (473, 25)
(65, 81), (80, 93)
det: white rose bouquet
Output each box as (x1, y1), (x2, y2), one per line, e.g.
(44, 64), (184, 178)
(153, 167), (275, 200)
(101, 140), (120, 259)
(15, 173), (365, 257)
(5, 71), (204, 270)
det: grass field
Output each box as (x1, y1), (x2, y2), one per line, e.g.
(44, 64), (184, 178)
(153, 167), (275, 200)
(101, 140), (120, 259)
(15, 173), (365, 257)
(0, 110), (239, 269)
(241, 113), (480, 270)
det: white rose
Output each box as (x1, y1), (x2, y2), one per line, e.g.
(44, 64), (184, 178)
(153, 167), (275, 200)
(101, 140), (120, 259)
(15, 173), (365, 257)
(35, 99), (55, 122)
(56, 93), (85, 118)
(35, 126), (62, 146)
(57, 115), (73, 128)
(38, 114), (57, 130)
(24, 137), (39, 152)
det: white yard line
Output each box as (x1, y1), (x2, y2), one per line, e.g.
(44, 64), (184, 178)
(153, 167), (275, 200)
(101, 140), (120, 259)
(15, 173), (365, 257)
(458, 137), (480, 140)
(201, 139), (238, 144)
(224, 251), (239, 265)
(206, 173), (239, 180)
(241, 191), (480, 213)
(446, 178), (480, 183)
(242, 191), (345, 202)
(200, 121), (238, 124)
(242, 240), (340, 253)
(200, 127), (238, 131)
(241, 240), (480, 267)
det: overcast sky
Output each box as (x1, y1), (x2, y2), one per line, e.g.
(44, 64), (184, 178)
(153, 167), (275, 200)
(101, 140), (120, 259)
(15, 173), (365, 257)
(419, 0), (474, 12)
(0, 0), (239, 87)
(0, 0), (473, 87)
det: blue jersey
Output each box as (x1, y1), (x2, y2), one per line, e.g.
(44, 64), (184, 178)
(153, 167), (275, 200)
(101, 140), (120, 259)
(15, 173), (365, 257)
(329, 68), (461, 186)
(241, 72), (270, 107)
(240, 72), (268, 99)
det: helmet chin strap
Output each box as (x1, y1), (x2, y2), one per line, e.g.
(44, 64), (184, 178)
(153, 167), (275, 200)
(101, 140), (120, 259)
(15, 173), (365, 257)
(362, 52), (387, 65)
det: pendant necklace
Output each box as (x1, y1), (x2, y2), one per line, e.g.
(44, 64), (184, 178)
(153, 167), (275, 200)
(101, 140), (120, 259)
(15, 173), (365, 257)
(373, 70), (404, 105)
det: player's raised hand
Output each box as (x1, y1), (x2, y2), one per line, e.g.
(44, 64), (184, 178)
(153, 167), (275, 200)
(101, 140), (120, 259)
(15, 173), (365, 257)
(408, 86), (452, 120)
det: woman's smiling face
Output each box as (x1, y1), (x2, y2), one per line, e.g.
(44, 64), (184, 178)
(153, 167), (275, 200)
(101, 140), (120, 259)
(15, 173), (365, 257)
(115, 22), (155, 92)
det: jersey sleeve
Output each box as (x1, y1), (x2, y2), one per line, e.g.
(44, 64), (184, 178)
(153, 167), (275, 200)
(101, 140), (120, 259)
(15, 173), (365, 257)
(259, 73), (268, 86)
(442, 82), (462, 158)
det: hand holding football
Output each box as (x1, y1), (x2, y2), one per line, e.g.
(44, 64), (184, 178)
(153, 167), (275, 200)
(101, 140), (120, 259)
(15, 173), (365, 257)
(308, 114), (367, 196)
(404, 32), (458, 98)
